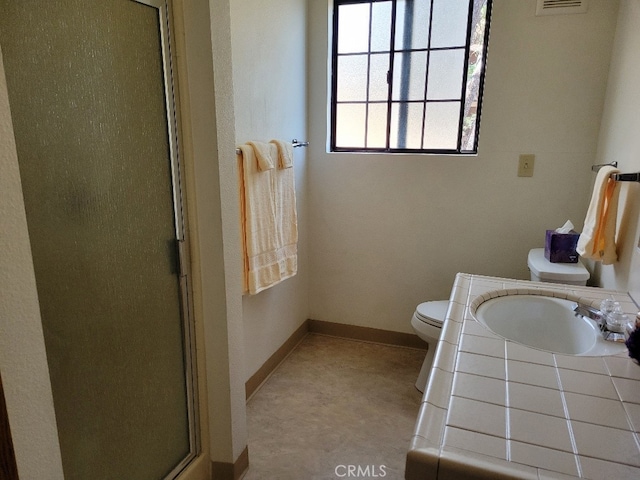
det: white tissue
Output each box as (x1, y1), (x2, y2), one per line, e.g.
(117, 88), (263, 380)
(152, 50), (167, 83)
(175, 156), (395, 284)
(555, 220), (574, 234)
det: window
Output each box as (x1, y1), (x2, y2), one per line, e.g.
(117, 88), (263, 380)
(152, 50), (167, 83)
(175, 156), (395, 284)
(330, 0), (492, 154)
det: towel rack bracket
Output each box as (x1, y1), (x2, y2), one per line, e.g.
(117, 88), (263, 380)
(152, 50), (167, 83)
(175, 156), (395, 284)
(591, 161), (618, 172)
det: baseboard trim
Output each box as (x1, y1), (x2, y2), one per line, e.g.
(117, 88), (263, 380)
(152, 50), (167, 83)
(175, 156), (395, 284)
(308, 319), (427, 350)
(211, 446), (249, 480)
(245, 320), (310, 400)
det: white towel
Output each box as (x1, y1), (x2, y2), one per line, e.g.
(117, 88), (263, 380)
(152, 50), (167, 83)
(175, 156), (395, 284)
(238, 142), (298, 294)
(576, 165), (621, 264)
(270, 139), (294, 168)
(238, 144), (280, 294)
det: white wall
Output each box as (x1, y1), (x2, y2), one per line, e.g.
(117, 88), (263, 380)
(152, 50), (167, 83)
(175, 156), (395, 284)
(593, 0), (640, 301)
(307, 0), (620, 333)
(229, 0), (310, 380)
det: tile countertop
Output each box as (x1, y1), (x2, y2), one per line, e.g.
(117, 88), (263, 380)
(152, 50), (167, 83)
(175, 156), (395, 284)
(405, 273), (640, 480)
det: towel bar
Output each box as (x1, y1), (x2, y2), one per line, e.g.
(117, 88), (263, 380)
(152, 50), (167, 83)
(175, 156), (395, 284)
(235, 139), (309, 155)
(590, 162), (640, 182)
(611, 172), (640, 182)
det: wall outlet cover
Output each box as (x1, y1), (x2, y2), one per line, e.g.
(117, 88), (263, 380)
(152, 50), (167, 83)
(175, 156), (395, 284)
(518, 154), (535, 177)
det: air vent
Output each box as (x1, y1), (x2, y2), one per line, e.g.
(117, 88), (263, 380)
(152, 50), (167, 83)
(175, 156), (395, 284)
(536, 0), (588, 16)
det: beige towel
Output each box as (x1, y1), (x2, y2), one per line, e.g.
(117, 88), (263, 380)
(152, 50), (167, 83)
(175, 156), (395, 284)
(271, 141), (298, 282)
(238, 142), (298, 294)
(247, 141), (275, 171)
(270, 139), (294, 168)
(577, 165), (621, 264)
(238, 144), (280, 294)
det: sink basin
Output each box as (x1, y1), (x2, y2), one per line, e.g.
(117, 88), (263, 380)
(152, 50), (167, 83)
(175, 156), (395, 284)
(473, 294), (627, 356)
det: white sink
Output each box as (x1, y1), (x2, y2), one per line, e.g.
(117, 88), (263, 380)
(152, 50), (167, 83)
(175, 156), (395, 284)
(473, 294), (626, 356)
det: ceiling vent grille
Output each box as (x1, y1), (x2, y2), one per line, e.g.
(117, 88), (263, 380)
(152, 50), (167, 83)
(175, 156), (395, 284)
(536, 0), (589, 16)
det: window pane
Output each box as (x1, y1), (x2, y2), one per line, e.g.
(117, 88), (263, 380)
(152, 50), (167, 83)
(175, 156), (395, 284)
(366, 103), (388, 148)
(370, 1), (392, 52)
(392, 51), (427, 101)
(369, 53), (390, 101)
(337, 54), (368, 102)
(336, 103), (366, 148)
(431, 0), (469, 48)
(427, 49), (465, 100)
(462, 0), (490, 151)
(394, 0), (432, 50)
(331, 0), (491, 154)
(390, 102), (424, 149)
(337, 3), (370, 53)
(424, 102), (460, 150)
(461, 113), (478, 152)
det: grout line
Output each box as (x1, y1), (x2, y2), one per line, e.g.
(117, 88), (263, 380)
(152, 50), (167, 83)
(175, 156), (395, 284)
(553, 354), (583, 478)
(504, 340), (511, 462)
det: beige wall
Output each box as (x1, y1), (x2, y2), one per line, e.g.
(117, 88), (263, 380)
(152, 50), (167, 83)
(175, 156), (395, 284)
(593, 0), (640, 302)
(180, 0), (248, 465)
(229, 0), (310, 380)
(0, 46), (65, 480)
(307, 0), (620, 332)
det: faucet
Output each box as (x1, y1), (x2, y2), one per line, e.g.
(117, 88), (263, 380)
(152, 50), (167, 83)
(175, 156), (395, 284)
(573, 302), (629, 342)
(573, 303), (605, 329)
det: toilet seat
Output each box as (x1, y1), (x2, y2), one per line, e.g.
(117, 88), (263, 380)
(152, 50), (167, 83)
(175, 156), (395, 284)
(415, 301), (447, 328)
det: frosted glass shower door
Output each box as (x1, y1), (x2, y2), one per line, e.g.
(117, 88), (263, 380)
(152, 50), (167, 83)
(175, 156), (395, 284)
(0, 1), (197, 479)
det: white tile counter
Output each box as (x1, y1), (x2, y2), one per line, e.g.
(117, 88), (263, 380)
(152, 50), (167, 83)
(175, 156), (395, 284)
(406, 273), (640, 480)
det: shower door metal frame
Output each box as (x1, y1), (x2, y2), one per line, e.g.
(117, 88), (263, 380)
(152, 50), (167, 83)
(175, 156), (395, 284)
(133, 0), (200, 477)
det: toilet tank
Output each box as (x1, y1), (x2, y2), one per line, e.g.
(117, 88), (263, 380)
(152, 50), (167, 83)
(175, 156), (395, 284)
(527, 248), (590, 286)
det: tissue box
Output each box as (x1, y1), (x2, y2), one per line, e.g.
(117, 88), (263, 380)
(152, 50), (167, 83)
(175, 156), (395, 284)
(545, 230), (580, 263)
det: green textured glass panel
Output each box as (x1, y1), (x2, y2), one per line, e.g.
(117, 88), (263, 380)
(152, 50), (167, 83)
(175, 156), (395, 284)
(0, 1), (191, 479)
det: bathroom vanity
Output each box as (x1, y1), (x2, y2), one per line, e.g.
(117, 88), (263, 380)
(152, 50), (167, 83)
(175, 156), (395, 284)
(406, 273), (640, 479)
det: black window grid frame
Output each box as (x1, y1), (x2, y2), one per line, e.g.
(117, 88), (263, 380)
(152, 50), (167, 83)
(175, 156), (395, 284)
(330, 0), (493, 154)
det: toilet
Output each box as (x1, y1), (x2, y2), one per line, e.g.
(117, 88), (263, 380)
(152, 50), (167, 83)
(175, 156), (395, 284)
(410, 249), (591, 393)
(527, 248), (590, 286)
(411, 300), (448, 392)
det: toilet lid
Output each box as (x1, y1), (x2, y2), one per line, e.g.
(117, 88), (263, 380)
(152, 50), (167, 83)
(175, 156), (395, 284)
(415, 301), (448, 327)
(527, 248), (590, 281)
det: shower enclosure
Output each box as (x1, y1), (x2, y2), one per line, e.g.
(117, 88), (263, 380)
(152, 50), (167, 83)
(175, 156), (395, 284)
(0, 1), (198, 478)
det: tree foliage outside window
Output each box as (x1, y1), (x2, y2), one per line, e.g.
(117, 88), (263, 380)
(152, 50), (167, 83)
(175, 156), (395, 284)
(331, 0), (492, 154)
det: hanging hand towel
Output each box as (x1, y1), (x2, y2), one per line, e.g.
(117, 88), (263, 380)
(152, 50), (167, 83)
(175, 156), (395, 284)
(271, 141), (298, 282)
(238, 144), (280, 294)
(247, 141), (275, 171)
(270, 139), (294, 168)
(576, 165), (621, 264)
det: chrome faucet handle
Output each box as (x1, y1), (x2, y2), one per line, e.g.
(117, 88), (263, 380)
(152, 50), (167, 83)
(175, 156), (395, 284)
(573, 303), (605, 329)
(574, 302), (633, 342)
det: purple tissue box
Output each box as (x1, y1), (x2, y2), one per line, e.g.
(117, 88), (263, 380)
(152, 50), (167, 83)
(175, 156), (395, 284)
(545, 229), (580, 263)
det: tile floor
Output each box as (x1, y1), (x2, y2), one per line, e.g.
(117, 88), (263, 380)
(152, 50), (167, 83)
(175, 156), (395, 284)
(242, 334), (425, 480)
